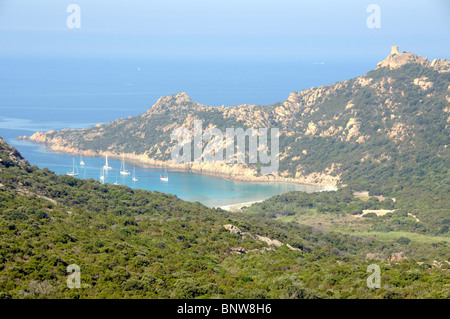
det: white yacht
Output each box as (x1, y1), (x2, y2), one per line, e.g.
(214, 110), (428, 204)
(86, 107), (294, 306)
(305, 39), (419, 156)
(160, 163), (168, 182)
(132, 167), (138, 182)
(103, 154), (112, 170)
(67, 158), (79, 176)
(120, 154), (130, 175)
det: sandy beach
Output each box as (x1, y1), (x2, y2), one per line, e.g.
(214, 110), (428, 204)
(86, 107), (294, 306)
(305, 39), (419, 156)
(216, 199), (265, 212)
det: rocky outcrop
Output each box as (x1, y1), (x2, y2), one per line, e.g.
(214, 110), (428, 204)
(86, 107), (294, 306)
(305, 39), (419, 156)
(377, 46), (450, 73)
(389, 252), (407, 262)
(143, 92), (204, 115)
(413, 77), (433, 90)
(305, 121), (318, 136)
(230, 247), (247, 254)
(223, 224), (244, 236)
(254, 234), (284, 248)
(365, 251), (407, 262)
(377, 47), (430, 70)
(0, 137), (29, 168)
(223, 224), (302, 253)
(344, 118), (361, 141)
(430, 58), (450, 73)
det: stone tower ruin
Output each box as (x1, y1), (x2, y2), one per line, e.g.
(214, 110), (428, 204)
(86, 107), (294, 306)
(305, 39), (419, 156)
(391, 46), (399, 55)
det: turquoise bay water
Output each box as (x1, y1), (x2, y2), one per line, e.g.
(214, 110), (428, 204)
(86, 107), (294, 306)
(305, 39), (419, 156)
(7, 137), (321, 207)
(0, 56), (372, 206)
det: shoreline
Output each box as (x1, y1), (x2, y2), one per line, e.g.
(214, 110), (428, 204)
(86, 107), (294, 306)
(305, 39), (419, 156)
(18, 137), (339, 189)
(215, 199), (265, 211)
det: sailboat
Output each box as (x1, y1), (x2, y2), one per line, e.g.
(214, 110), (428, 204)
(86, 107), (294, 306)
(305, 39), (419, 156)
(80, 154), (85, 166)
(120, 154), (130, 175)
(114, 171), (119, 185)
(103, 154), (112, 170)
(132, 167), (138, 182)
(160, 163), (169, 182)
(67, 158), (79, 176)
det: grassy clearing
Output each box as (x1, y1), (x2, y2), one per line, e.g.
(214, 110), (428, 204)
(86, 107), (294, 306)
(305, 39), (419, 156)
(275, 211), (370, 234)
(334, 230), (450, 244)
(275, 215), (296, 223)
(274, 211), (449, 245)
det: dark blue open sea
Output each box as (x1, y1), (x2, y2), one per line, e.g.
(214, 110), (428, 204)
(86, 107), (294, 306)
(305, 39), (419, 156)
(0, 55), (374, 206)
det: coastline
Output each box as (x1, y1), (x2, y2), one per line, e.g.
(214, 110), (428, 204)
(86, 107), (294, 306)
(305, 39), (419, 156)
(18, 137), (339, 189)
(216, 199), (265, 211)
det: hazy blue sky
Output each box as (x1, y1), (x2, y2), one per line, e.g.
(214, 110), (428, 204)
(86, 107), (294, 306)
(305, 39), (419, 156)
(0, 0), (449, 60)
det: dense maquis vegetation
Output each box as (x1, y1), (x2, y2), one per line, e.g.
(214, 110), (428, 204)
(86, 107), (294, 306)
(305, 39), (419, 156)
(0, 138), (449, 299)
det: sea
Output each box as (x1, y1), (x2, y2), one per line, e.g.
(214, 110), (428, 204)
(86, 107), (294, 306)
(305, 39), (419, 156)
(0, 55), (375, 207)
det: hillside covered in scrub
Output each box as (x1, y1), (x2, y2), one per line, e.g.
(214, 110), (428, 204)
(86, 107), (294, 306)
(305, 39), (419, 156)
(0, 138), (449, 299)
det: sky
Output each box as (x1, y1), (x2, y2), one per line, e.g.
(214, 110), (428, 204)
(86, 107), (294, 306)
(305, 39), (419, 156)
(0, 0), (449, 60)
